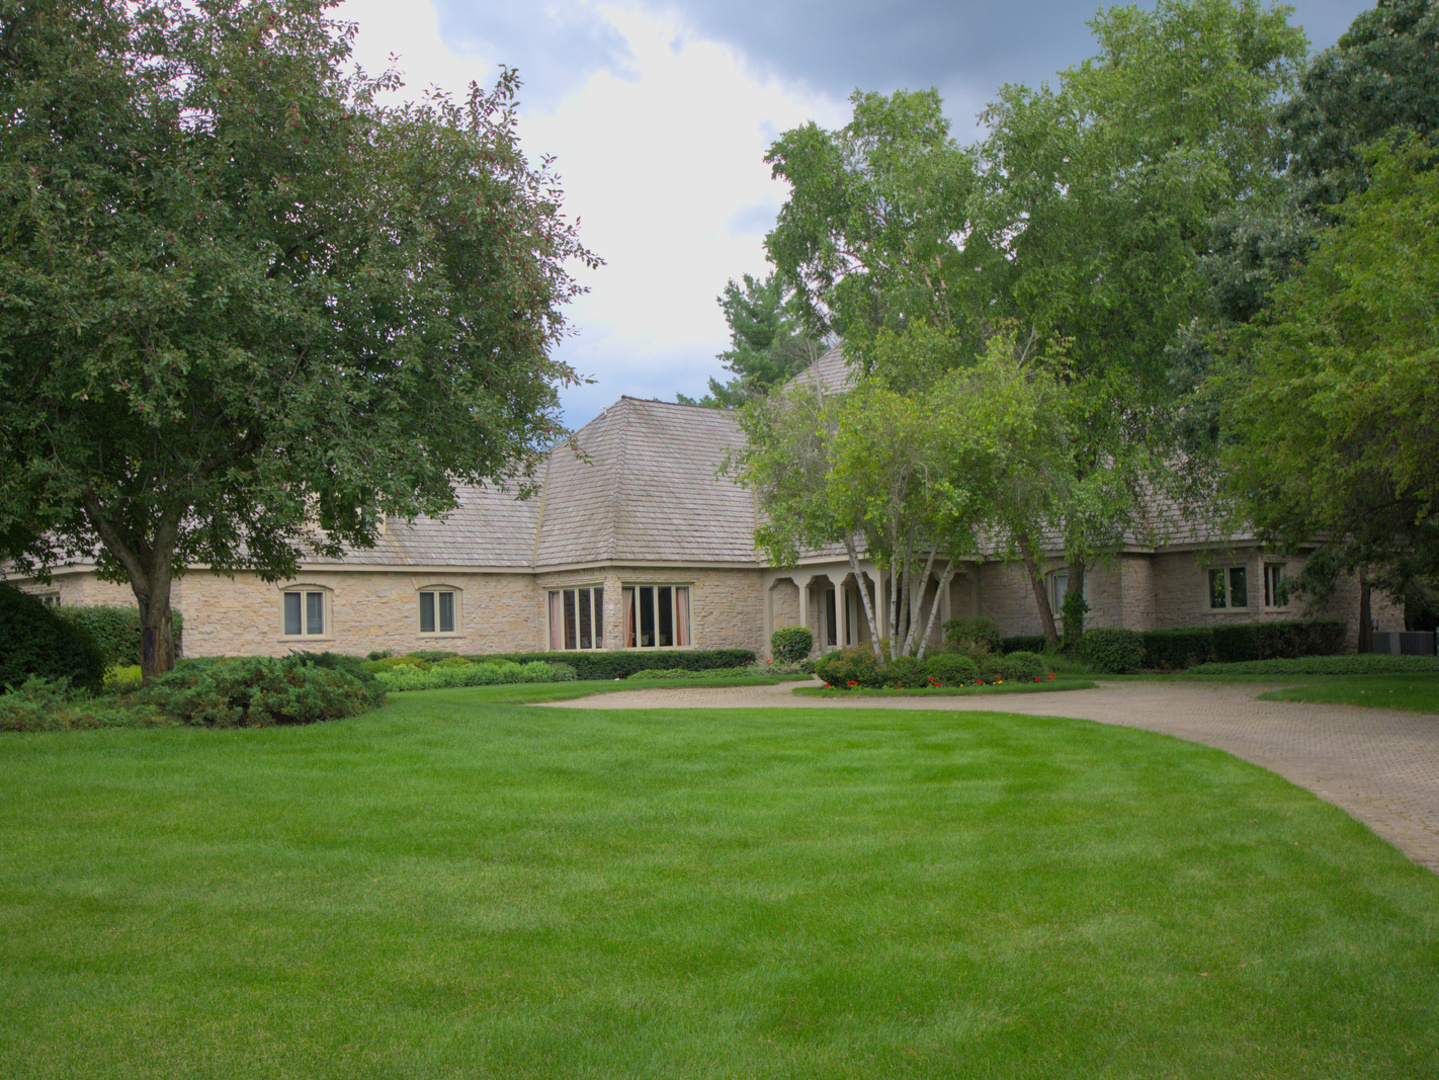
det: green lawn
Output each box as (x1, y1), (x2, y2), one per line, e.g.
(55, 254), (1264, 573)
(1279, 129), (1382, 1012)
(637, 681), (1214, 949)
(2, 686), (1435, 1078)
(1256, 672), (1439, 714)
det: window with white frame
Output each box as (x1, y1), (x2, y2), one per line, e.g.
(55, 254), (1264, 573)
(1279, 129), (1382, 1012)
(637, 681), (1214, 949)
(1208, 567), (1249, 610)
(282, 587), (330, 637)
(419, 588), (458, 635)
(622, 584), (690, 648)
(1263, 564), (1287, 608)
(548, 586), (604, 650)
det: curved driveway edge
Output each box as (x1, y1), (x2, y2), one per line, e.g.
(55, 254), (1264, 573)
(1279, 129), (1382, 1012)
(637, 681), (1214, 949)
(539, 680), (1439, 874)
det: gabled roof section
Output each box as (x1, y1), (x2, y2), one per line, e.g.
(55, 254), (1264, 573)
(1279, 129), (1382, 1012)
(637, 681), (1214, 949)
(788, 343), (855, 395)
(533, 397), (760, 567)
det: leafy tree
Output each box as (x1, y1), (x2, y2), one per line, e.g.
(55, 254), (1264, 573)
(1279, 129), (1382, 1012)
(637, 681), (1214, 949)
(678, 273), (819, 408)
(764, 88), (985, 372)
(1218, 140), (1439, 625)
(0, 0), (596, 677)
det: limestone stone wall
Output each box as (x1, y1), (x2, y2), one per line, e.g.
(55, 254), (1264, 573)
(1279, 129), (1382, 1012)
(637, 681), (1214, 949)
(179, 569), (540, 657)
(767, 578), (800, 655)
(11, 568), (134, 608)
(974, 561), (1044, 637)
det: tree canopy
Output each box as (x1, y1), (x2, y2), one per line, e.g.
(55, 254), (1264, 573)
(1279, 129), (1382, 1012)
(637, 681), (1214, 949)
(0, 0), (597, 675)
(677, 273), (820, 408)
(1219, 139), (1439, 609)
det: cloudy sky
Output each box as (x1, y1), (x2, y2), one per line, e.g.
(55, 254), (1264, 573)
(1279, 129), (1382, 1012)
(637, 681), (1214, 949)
(336, 0), (1374, 428)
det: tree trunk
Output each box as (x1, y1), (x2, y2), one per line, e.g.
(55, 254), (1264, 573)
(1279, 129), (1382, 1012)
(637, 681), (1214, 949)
(843, 537), (884, 659)
(1017, 531), (1060, 645)
(135, 586), (176, 681)
(1358, 573), (1373, 654)
(914, 564), (956, 662)
(1063, 559), (1088, 648)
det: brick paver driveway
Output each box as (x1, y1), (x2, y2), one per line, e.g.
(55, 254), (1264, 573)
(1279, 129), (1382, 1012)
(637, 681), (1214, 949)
(542, 680), (1439, 873)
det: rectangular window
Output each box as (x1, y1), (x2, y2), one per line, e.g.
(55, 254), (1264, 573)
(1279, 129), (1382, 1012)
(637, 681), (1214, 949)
(622, 585), (690, 648)
(1264, 564), (1286, 608)
(548, 586), (604, 650)
(1208, 567), (1249, 610)
(283, 589), (328, 637)
(419, 590), (457, 634)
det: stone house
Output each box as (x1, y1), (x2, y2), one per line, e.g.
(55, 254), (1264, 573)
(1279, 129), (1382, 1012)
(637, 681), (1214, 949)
(11, 349), (1393, 657)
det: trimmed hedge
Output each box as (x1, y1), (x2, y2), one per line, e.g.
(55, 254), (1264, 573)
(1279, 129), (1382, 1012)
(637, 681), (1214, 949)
(1141, 620), (1347, 669)
(466, 649), (756, 681)
(1189, 655), (1439, 676)
(0, 586), (106, 694)
(53, 605), (184, 666)
(1081, 628), (1145, 674)
(923, 653), (979, 686)
(374, 659), (558, 691)
(1141, 627), (1215, 670)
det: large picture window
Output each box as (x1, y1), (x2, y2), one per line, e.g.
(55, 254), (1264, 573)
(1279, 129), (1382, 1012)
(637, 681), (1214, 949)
(419, 588), (458, 634)
(1208, 567), (1248, 610)
(282, 587), (329, 637)
(549, 586), (604, 650)
(623, 585), (690, 648)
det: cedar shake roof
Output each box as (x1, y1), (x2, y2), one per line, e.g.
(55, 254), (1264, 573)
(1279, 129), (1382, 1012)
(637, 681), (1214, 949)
(789, 344), (854, 395)
(308, 396), (761, 570)
(533, 397), (759, 566)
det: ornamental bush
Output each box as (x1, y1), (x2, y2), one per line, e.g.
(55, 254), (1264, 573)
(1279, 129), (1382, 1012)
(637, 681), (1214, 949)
(1000, 634), (1049, 655)
(0, 585), (106, 695)
(770, 625), (814, 664)
(1081, 628), (1145, 674)
(815, 646), (884, 688)
(1003, 650), (1048, 681)
(923, 653), (978, 686)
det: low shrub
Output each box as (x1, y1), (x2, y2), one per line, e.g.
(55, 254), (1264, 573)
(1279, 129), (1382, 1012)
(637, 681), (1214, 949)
(882, 655), (926, 688)
(1256, 619), (1347, 659)
(547, 662), (577, 682)
(923, 653), (979, 686)
(815, 646), (884, 689)
(770, 625), (814, 665)
(1082, 628), (1145, 674)
(469, 649), (756, 681)
(627, 666), (755, 680)
(0, 586), (106, 695)
(373, 658), (564, 692)
(148, 655), (380, 726)
(0, 675), (171, 732)
(1003, 650), (1048, 681)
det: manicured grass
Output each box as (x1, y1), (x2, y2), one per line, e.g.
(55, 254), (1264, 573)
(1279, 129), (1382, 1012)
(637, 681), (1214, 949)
(2, 687), (1436, 1078)
(793, 678), (1098, 698)
(1257, 673), (1439, 714)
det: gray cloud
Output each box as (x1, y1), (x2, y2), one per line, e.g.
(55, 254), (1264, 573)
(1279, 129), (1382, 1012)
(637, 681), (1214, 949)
(433, 0), (1376, 124)
(429, 0), (638, 107)
(652, 0), (1376, 106)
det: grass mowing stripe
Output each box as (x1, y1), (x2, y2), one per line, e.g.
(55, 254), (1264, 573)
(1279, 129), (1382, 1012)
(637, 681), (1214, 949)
(1, 690), (1435, 1078)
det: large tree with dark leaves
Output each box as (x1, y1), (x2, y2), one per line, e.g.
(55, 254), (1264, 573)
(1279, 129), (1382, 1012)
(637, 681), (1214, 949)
(0, 0), (596, 677)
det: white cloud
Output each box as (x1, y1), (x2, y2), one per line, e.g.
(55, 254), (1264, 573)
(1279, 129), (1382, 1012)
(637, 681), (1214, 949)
(337, 0), (847, 426)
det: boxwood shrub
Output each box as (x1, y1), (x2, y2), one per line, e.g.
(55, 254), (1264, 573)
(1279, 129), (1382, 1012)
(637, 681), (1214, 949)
(770, 625), (814, 665)
(923, 653), (979, 686)
(1141, 627), (1216, 669)
(1082, 628), (1145, 674)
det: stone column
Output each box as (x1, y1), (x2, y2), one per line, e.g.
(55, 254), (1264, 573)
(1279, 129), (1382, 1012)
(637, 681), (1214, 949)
(603, 572), (624, 650)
